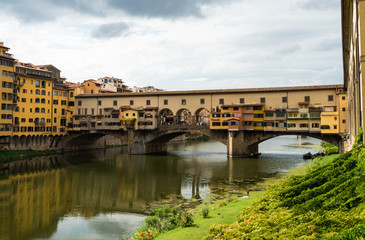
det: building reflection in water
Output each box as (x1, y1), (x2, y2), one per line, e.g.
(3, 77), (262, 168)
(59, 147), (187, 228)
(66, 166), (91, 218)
(0, 140), (308, 240)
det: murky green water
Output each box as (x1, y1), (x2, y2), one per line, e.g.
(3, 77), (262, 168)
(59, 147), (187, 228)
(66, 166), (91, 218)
(0, 136), (321, 240)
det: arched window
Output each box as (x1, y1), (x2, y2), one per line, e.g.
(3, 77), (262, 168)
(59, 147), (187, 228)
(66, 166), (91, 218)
(35, 118), (39, 124)
(35, 89), (40, 95)
(41, 90), (46, 95)
(35, 98), (40, 103)
(41, 81), (46, 88)
(41, 98), (45, 104)
(41, 108), (45, 113)
(40, 118), (45, 124)
(36, 80), (40, 87)
(35, 108), (40, 113)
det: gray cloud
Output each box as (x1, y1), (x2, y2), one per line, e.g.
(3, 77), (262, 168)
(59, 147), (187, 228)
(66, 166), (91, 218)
(91, 22), (130, 39)
(298, 0), (339, 10)
(0, 0), (235, 22)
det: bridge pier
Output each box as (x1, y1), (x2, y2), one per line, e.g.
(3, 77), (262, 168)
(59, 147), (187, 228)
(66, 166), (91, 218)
(227, 131), (259, 157)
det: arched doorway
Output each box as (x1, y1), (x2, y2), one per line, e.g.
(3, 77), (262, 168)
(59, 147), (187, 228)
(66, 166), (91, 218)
(159, 108), (174, 125)
(194, 108), (209, 125)
(176, 108), (192, 125)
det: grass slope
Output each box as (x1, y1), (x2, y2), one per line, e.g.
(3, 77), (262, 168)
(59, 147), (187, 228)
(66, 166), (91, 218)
(156, 191), (264, 240)
(204, 134), (365, 239)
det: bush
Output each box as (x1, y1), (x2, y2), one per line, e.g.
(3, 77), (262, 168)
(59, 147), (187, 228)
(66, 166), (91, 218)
(180, 211), (194, 228)
(201, 207), (209, 218)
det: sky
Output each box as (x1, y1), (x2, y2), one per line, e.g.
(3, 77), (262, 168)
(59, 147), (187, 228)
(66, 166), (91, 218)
(0, 0), (343, 91)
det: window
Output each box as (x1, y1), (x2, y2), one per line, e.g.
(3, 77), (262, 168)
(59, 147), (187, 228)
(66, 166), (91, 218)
(41, 108), (45, 113)
(300, 114), (308, 118)
(146, 100), (150, 106)
(219, 98), (224, 105)
(265, 112), (274, 117)
(304, 96), (310, 102)
(253, 106), (262, 110)
(41, 90), (46, 95)
(164, 99), (168, 105)
(342, 96), (345, 100)
(23, 89), (27, 93)
(282, 97), (287, 103)
(35, 89), (40, 95)
(29, 118), (33, 123)
(53, 100), (58, 105)
(21, 118), (26, 123)
(312, 123), (319, 128)
(78, 100), (82, 106)
(334, 125), (337, 129)
(212, 122), (221, 126)
(130, 100), (134, 105)
(35, 108), (40, 113)
(260, 97), (265, 104)
(61, 100), (66, 105)
(182, 99), (186, 105)
(36, 80), (40, 87)
(70, 92), (74, 97)
(328, 95), (334, 101)
(21, 98), (26, 102)
(54, 109), (57, 113)
(54, 118), (57, 123)
(41, 98), (45, 104)
(342, 108), (346, 111)
(240, 98), (244, 104)
(84, 108), (88, 115)
(98, 100), (101, 106)
(113, 100), (117, 106)
(299, 123), (308, 128)
(35, 98), (40, 103)
(54, 91), (58, 96)
(342, 119), (346, 123)
(200, 99), (205, 104)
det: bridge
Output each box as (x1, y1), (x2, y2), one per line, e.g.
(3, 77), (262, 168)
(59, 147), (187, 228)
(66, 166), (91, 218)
(69, 84), (348, 157)
(63, 124), (345, 157)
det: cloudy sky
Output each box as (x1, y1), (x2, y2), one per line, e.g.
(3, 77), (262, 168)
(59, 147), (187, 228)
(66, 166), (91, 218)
(0, 0), (342, 90)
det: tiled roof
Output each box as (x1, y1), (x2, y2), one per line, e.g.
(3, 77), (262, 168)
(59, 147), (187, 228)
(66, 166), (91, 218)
(77, 84), (344, 98)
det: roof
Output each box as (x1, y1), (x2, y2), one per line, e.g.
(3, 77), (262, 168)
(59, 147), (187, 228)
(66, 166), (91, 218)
(76, 84), (344, 99)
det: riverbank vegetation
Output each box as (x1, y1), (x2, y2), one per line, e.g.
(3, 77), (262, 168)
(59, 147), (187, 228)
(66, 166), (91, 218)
(204, 128), (365, 239)
(0, 149), (57, 163)
(321, 141), (339, 155)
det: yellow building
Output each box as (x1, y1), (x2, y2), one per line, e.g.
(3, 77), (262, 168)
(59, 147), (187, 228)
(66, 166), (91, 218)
(13, 62), (53, 136)
(0, 42), (16, 136)
(82, 80), (101, 94)
(120, 106), (158, 130)
(53, 84), (76, 135)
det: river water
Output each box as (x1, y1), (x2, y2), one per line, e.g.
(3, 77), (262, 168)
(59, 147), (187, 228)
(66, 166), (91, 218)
(0, 135), (321, 240)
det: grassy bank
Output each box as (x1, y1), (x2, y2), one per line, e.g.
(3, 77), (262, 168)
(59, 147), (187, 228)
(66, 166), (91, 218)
(203, 129), (365, 239)
(147, 151), (322, 240)
(0, 149), (58, 163)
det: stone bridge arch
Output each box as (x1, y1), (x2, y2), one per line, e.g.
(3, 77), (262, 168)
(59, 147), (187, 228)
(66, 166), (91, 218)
(127, 125), (227, 155)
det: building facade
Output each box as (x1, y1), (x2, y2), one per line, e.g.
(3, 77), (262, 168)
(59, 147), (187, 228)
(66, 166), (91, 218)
(342, 0), (365, 145)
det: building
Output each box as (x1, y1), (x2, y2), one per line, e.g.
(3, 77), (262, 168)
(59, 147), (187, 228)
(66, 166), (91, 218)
(0, 42), (16, 137)
(75, 85), (347, 136)
(13, 62), (54, 136)
(120, 106), (158, 131)
(342, 0), (365, 145)
(81, 80), (102, 94)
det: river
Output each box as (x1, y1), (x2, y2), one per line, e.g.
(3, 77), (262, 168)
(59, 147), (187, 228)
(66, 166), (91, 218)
(0, 135), (322, 240)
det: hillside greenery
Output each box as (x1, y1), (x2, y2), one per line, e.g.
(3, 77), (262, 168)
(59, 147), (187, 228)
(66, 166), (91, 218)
(205, 128), (365, 239)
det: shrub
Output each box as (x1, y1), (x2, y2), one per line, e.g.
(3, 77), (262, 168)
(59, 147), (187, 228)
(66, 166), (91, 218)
(180, 211), (194, 228)
(201, 207), (209, 218)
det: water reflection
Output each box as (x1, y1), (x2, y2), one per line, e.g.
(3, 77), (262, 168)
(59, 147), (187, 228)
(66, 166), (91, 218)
(0, 135), (321, 240)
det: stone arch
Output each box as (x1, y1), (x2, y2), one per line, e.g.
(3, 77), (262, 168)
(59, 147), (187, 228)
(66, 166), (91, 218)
(12, 135), (20, 149)
(159, 108), (174, 125)
(26, 135), (32, 148)
(19, 135), (27, 149)
(175, 108), (192, 124)
(194, 108), (210, 125)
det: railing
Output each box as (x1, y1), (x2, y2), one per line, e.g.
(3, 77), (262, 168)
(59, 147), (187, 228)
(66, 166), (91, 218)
(158, 124), (209, 131)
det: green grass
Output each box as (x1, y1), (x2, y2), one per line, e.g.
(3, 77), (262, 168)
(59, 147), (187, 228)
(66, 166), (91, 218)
(204, 136), (365, 239)
(156, 191), (264, 240)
